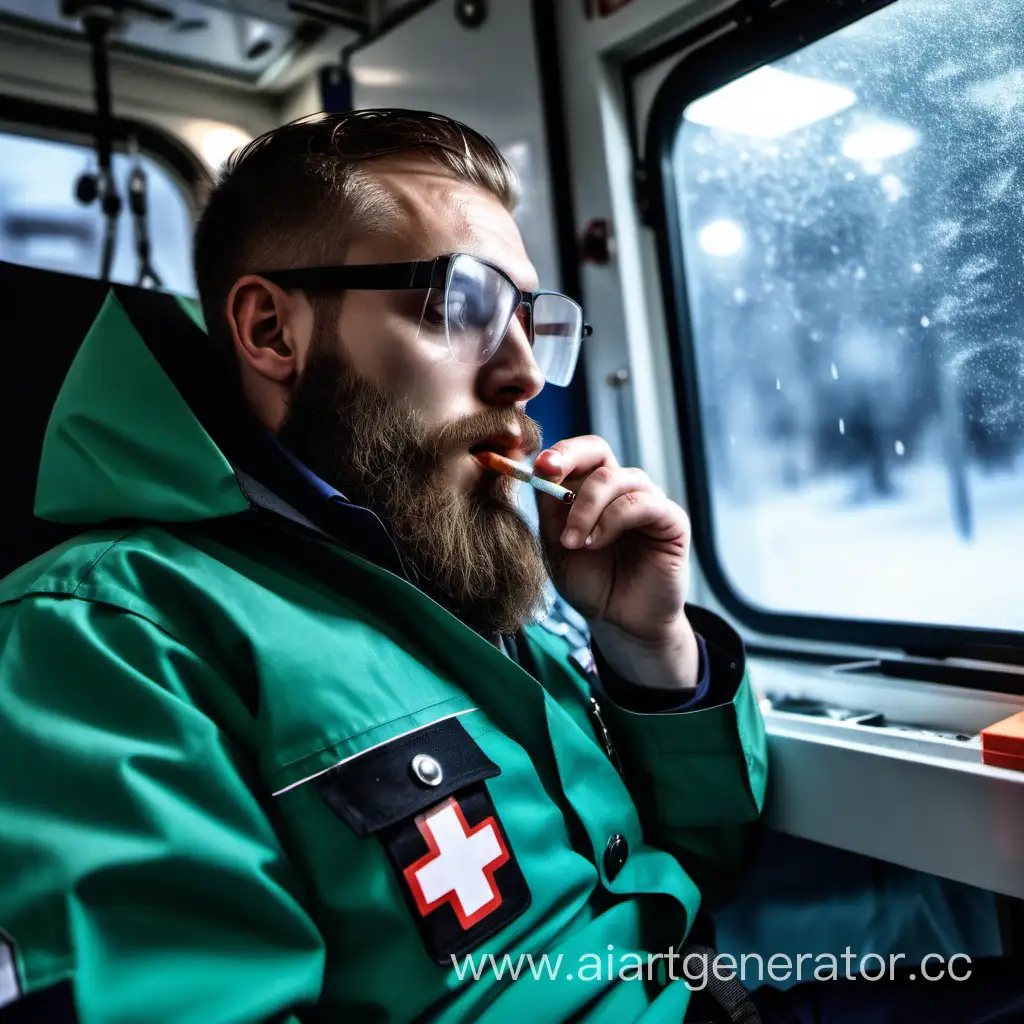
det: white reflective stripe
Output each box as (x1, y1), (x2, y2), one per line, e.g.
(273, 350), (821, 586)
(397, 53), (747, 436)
(0, 933), (21, 1009)
(271, 707), (480, 797)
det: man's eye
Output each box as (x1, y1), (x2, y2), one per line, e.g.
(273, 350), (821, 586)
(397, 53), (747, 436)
(447, 295), (469, 329)
(420, 295), (448, 328)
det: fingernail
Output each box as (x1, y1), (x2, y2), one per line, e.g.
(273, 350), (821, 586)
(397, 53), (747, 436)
(585, 531), (595, 547)
(545, 450), (564, 467)
(562, 529), (580, 548)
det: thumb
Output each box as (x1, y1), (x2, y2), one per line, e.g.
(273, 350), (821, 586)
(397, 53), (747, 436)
(533, 448), (567, 481)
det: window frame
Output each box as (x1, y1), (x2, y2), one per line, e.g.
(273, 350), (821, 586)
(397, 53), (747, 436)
(0, 92), (205, 210)
(641, 0), (1024, 663)
(0, 92), (205, 285)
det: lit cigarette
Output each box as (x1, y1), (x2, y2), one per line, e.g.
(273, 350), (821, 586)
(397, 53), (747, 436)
(474, 451), (576, 505)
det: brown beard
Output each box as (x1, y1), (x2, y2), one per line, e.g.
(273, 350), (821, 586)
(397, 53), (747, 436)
(278, 320), (549, 636)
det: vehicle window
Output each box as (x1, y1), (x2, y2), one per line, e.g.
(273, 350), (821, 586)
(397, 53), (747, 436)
(670, 0), (1024, 632)
(0, 129), (196, 295)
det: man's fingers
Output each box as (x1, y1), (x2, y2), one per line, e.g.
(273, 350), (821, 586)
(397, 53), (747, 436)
(534, 435), (620, 484)
(585, 491), (690, 551)
(558, 467), (662, 547)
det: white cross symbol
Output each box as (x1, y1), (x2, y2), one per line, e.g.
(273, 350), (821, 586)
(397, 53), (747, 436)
(403, 797), (509, 930)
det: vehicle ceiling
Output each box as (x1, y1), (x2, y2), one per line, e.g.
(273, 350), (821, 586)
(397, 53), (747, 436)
(0, 0), (419, 86)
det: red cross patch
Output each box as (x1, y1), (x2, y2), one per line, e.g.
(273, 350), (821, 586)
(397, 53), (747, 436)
(383, 782), (530, 963)
(314, 716), (531, 966)
(404, 796), (510, 928)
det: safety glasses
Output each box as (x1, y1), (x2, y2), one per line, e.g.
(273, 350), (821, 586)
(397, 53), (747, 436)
(259, 252), (591, 387)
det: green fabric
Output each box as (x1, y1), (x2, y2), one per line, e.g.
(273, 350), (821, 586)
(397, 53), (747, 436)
(0, 293), (768, 1022)
(34, 291), (247, 524)
(175, 293), (207, 331)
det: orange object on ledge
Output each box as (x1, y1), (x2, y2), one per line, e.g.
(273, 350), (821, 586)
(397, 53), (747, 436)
(981, 710), (1024, 771)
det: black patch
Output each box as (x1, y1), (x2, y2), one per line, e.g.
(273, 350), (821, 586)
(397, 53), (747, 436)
(0, 980), (77, 1023)
(381, 782), (531, 965)
(317, 716), (530, 964)
(316, 716), (500, 836)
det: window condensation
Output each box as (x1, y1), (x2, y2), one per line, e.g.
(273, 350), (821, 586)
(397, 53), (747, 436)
(674, 0), (1024, 630)
(0, 131), (196, 295)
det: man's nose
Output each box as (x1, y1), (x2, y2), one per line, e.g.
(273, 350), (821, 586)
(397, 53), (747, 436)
(477, 312), (545, 404)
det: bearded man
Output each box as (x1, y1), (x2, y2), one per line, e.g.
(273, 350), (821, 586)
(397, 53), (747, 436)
(2, 110), (1017, 1024)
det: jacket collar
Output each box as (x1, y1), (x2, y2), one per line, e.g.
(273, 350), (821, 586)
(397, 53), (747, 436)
(243, 437), (527, 653)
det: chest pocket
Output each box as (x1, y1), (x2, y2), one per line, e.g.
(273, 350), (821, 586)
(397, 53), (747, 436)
(311, 714), (532, 966)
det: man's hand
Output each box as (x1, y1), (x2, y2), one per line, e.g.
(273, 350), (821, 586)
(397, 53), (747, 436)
(533, 437), (699, 694)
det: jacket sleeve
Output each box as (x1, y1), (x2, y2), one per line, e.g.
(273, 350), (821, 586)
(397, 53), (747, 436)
(0, 595), (325, 1023)
(591, 606), (769, 909)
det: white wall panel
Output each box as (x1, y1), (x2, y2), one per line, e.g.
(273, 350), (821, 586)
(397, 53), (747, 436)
(350, 0), (560, 294)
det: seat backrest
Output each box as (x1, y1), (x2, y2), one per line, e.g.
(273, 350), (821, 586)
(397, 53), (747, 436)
(3, 261), (117, 578)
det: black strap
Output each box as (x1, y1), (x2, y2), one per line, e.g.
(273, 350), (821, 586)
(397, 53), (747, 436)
(81, 11), (121, 283)
(682, 943), (762, 1024)
(128, 156), (162, 289)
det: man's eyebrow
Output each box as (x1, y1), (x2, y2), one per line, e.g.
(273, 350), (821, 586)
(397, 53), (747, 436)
(461, 246), (539, 293)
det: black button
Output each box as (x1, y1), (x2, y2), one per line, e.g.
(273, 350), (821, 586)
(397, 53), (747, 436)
(603, 833), (628, 881)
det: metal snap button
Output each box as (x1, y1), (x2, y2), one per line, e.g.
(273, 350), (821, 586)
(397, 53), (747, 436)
(603, 833), (629, 881)
(410, 753), (444, 787)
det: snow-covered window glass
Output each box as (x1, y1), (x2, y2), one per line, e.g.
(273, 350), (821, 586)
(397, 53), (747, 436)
(0, 130), (196, 295)
(673, 0), (1024, 630)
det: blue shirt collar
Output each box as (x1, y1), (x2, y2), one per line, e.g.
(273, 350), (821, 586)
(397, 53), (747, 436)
(266, 432), (349, 503)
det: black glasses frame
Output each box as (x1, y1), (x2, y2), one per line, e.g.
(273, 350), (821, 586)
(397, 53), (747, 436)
(258, 253), (593, 341)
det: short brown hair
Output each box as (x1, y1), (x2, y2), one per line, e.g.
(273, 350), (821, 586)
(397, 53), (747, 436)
(193, 108), (519, 352)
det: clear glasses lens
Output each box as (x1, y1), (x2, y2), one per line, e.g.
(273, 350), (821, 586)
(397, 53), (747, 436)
(438, 255), (584, 386)
(532, 292), (583, 387)
(445, 254), (518, 366)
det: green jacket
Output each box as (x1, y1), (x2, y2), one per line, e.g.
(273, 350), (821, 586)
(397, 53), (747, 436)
(0, 288), (767, 1023)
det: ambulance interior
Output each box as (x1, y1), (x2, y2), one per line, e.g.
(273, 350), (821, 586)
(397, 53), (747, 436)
(2, 0), (1023, 977)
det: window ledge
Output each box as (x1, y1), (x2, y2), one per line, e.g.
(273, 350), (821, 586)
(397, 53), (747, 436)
(754, 655), (1024, 899)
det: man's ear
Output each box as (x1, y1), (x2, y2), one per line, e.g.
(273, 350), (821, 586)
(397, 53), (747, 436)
(225, 275), (310, 384)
